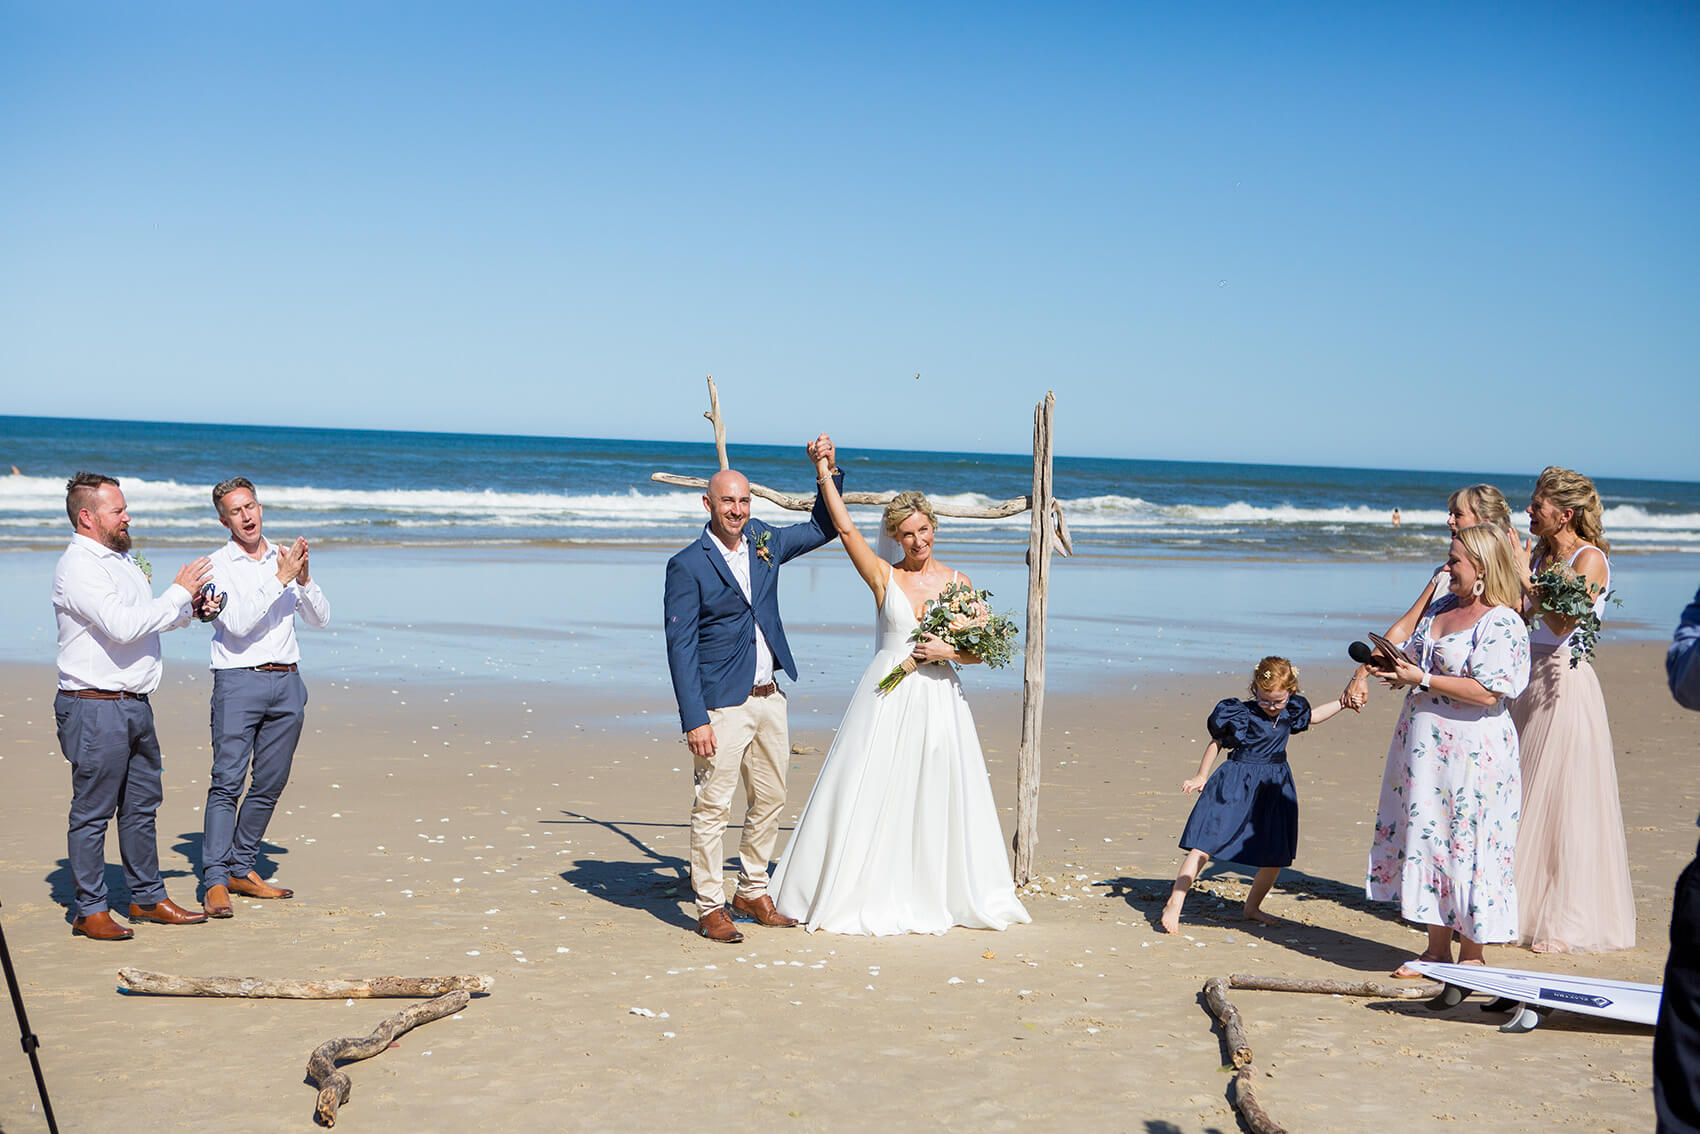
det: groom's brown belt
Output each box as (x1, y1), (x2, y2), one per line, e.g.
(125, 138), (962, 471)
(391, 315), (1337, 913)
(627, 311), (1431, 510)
(749, 682), (779, 699)
(60, 689), (148, 701)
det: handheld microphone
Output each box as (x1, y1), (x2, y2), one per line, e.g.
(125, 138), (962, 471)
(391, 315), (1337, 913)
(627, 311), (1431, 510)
(1348, 641), (1375, 665)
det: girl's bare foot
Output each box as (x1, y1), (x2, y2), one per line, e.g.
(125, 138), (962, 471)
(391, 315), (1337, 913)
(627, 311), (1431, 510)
(1159, 900), (1183, 934)
(1242, 909), (1280, 926)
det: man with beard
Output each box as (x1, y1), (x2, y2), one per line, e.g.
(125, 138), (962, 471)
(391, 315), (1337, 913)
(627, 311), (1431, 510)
(52, 472), (213, 940)
(197, 477), (329, 918)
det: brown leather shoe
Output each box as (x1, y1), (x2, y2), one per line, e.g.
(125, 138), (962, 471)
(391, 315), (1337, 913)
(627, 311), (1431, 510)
(227, 872), (293, 899)
(127, 898), (208, 925)
(697, 907), (744, 943)
(72, 910), (134, 941)
(203, 885), (233, 919)
(732, 893), (799, 928)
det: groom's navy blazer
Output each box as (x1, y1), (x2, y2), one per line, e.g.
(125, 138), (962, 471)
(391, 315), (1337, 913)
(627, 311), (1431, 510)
(664, 471), (843, 733)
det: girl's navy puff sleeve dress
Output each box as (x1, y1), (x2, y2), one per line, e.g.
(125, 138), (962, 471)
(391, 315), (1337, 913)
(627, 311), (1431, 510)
(1177, 695), (1309, 867)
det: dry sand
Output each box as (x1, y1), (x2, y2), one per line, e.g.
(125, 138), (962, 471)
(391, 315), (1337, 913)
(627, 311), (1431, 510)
(0, 642), (1693, 1132)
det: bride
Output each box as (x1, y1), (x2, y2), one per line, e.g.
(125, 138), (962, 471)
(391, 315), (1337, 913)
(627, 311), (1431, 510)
(770, 445), (1030, 935)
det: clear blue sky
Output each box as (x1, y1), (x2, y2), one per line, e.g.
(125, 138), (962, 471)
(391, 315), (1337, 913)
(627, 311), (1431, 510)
(2, 2), (1696, 479)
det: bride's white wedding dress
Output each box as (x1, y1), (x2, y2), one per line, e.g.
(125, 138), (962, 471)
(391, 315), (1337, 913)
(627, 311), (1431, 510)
(771, 566), (1031, 935)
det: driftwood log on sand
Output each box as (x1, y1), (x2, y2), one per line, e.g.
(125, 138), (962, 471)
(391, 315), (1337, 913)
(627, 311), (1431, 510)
(307, 991), (470, 1127)
(1202, 976), (1288, 1134)
(117, 969), (492, 998)
(1228, 972), (1442, 999)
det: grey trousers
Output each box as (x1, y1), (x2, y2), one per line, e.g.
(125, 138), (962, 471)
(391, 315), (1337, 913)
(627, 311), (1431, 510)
(202, 668), (307, 889)
(54, 692), (168, 915)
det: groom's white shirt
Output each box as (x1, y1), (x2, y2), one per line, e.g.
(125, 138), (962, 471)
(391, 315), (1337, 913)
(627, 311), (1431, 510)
(707, 526), (774, 686)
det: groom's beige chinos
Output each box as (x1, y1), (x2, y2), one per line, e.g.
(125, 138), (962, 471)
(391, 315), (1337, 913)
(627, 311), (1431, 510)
(691, 687), (788, 917)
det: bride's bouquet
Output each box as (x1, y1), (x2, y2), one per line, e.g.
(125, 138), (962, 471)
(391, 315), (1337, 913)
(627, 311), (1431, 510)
(876, 580), (1020, 693)
(1527, 561), (1618, 667)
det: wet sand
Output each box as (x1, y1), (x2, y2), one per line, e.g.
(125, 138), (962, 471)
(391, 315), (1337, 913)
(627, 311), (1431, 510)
(0, 639), (1691, 1132)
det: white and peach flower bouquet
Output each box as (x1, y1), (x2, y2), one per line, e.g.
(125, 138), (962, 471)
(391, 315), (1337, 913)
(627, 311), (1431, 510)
(876, 580), (1019, 693)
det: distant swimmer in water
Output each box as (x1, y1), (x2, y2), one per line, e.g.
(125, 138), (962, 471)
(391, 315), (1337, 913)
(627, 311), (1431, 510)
(10, 466), (19, 476)
(1392, 508), (1401, 527)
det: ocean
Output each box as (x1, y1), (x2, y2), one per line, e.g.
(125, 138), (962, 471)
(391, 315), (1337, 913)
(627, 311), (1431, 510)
(2, 415), (1695, 699)
(3, 415), (1698, 557)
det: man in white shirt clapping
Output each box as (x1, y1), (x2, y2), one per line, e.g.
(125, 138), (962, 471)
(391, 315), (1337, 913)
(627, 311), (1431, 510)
(197, 477), (330, 919)
(52, 472), (214, 940)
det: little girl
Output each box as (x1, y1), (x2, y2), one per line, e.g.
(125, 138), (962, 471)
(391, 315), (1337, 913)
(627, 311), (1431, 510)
(1159, 656), (1350, 934)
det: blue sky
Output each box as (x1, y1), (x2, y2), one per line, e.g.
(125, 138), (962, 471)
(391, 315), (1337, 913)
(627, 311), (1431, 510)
(2, 2), (1696, 479)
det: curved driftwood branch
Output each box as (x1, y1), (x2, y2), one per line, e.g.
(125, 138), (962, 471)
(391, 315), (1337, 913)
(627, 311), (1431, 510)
(1202, 976), (1288, 1134)
(703, 376), (729, 471)
(1228, 1067), (1287, 1134)
(1202, 976), (1253, 1068)
(307, 990), (470, 1126)
(1051, 499), (1074, 557)
(1228, 972), (1440, 999)
(118, 969), (492, 998)
(649, 472), (1034, 518)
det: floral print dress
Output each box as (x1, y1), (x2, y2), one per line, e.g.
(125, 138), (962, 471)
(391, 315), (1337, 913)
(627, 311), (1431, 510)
(1366, 599), (1531, 941)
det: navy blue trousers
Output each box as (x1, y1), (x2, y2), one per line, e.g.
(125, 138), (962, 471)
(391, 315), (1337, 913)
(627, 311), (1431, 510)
(1657, 843), (1700, 1133)
(54, 693), (168, 915)
(202, 668), (306, 888)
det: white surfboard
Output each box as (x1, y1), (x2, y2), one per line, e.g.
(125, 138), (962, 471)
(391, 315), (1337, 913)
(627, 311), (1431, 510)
(1411, 961), (1662, 1029)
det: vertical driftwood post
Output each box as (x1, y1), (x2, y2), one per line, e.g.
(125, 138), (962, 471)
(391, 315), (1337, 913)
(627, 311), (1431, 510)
(704, 375), (729, 471)
(1013, 391), (1055, 885)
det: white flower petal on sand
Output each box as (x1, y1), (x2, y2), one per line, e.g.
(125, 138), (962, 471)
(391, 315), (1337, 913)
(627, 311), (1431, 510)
(629, 1007), (656, 1018)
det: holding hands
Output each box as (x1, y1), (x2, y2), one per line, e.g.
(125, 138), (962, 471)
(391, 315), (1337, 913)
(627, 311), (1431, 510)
(805, 433), (836, 473)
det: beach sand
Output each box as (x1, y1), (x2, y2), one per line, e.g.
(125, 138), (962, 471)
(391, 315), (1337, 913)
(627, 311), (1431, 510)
(0, 642), (1691, 1132)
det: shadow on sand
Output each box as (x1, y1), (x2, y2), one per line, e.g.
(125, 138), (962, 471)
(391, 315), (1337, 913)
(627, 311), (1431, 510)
(544, 811), (701, 932)
(1102, 864), (1418, 974)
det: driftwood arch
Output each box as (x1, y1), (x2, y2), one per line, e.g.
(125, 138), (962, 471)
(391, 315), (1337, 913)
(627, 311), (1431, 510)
(651, 377), (1069, 884)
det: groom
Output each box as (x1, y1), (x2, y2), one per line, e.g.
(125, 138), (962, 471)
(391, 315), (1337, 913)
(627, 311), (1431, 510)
(664, 434), (843, 943)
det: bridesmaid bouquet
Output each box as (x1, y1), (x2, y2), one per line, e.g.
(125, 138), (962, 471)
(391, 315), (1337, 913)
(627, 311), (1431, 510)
(876, 581), (1020, 693)
(1527, 562), (1618, 667)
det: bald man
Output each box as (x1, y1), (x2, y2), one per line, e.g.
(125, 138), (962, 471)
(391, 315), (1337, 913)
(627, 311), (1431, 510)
(663, 436), (842, 943)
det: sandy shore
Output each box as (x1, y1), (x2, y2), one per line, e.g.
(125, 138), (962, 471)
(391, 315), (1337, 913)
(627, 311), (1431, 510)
(0, 640), (1692, 1132)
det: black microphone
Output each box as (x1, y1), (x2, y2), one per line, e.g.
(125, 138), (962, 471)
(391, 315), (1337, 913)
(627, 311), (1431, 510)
(1348, 640), (1375, 665)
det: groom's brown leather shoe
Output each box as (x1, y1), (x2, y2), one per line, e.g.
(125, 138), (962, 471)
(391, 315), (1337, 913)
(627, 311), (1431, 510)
(228, 871), (293, 899)
(203, 885), (234, 919)
(71, 910), (133, 941)
(697, 908), (744, 943)
(128, 898), (208, 925)
(732, 893), (798, 928)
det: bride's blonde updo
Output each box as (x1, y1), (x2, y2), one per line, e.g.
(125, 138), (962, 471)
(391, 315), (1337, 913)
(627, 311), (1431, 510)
(883, 491), (938, 537)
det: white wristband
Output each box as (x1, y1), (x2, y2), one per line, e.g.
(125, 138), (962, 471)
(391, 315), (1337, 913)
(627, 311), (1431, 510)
(1418, 672), (1432, 692)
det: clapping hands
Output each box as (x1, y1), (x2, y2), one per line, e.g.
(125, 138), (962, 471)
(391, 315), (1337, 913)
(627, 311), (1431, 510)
(275, 537), (311, 585)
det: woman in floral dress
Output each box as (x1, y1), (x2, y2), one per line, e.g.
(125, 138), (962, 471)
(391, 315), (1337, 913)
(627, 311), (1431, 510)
(1366, 524), (1532, 976)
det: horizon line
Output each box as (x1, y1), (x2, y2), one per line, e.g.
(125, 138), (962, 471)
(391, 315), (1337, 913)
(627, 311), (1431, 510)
(2, 412), (1694, 488)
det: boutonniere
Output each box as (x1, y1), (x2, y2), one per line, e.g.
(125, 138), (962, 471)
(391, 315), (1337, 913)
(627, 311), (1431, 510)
(131, 551), (152, 582)
(754, 530), (772, 565)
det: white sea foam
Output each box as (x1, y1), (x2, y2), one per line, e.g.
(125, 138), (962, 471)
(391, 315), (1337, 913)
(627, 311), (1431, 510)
(3, 475), (1694, 547)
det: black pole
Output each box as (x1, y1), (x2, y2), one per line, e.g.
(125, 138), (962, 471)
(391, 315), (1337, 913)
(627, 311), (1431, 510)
(0, 898), (58, 1134)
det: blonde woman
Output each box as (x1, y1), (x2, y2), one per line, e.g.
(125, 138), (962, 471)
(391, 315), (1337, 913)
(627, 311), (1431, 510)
(1512, 466), (1634, 953)
(1367, 524), (1531, 976)
(1345, 484), (1519, 709)
(769, 447), (1030, 935)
